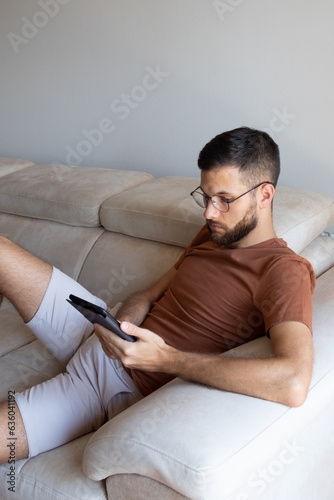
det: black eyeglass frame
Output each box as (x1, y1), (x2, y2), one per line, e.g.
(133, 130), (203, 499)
(190, 181), (275, 213)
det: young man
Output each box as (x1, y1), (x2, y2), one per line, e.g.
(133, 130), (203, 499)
(0, 127), (315, 463)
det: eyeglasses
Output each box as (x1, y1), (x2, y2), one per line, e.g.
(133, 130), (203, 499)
(190, 182), (275, 213)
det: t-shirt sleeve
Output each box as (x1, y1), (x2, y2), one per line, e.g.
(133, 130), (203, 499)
(254, 257), (316, 335)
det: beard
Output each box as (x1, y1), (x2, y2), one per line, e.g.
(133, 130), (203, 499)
(207, 208), (259, 247)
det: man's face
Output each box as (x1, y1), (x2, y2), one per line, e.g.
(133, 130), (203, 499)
(200, 166), (259, 247)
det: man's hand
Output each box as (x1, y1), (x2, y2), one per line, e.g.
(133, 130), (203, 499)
(94, 322), (175, 373)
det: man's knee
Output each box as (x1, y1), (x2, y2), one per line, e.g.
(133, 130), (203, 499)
(0, 236), (22, 265)
(0, 400), (29, 463)
(0, 236), (13, 253)
(0, 236), (17, 249)
(0, 236), (52, 322)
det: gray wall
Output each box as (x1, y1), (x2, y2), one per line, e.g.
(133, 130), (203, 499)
(1, 1), (333, 207)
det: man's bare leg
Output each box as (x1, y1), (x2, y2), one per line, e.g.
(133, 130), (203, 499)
(0, 236), (52, 323)
(0, 236), (53, 461)
(0, 401), (28, 462)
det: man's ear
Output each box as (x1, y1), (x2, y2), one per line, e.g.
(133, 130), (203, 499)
(258, 183), (275, 209)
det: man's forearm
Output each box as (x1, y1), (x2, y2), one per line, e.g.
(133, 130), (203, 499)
(162, 345), (311, 408)
(165, 350), (288, 403)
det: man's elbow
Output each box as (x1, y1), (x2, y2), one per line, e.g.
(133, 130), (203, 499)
(283, 374), (311, 408)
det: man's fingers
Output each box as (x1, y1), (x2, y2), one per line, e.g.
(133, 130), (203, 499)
(120, 322), (157, 342)
(94, 324), (122, 357)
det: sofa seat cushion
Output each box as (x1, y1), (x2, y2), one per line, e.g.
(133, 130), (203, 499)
(100, 178), (334, 252)
(0, 434), (106, 500)
(0, 300), (36, 357)
(0, 164), (153, 227)
(0, 340), (64, 401)
(106, 474), (189, 499)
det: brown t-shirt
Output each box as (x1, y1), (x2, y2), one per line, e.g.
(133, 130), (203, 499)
(128, 226), (316, 396)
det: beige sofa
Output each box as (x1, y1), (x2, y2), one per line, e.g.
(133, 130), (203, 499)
(0, 158), (334, 500)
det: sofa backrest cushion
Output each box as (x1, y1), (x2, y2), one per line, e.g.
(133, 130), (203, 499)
(0, 163), (153, 227)
(0, 157), (35, 178)
(101, 177), (203, 247)
(100, 177), (334, 253)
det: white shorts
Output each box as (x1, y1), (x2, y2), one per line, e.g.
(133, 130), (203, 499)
(15, 268), (143, 458)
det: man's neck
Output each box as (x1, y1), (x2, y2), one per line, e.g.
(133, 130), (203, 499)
(232, 222), (277, 249)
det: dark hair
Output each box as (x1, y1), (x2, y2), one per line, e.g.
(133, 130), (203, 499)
(197, 127), (280, 187)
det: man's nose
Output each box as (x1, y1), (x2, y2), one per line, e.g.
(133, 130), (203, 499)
(204, 199), (220, 219)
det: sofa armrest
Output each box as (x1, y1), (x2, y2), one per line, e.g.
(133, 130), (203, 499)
(83, 262), (334, 500)
(83, 337), (301, 499)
